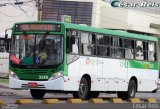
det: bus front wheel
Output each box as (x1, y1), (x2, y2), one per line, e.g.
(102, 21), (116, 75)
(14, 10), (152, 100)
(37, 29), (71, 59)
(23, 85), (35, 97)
(30, 89), (46, 99)
(73, 77), (89, 100)
(117, 79), (136, 100)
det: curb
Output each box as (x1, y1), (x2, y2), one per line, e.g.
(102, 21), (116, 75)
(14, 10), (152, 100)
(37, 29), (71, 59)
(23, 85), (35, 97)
(15, 99), (33, 104)
(66, 99), (83, 104)
(110, 98), (123, 103)
(0, 98), (158, 105)
(42, 99), (59, 104)
(89, 98), (104, 103)
(128, 98), (141, 103)
(0, 99), (5, 105)
(144, 98), (157, 103)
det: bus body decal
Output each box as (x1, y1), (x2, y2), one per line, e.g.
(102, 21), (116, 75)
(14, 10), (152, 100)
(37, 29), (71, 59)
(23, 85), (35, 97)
(120, 60), (158, 70)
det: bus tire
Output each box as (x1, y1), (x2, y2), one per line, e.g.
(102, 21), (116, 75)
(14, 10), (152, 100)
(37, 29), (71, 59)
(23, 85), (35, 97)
(117, 79), (136, 100)
(30, 89), (46, 99)
(73, 77), (89, 100)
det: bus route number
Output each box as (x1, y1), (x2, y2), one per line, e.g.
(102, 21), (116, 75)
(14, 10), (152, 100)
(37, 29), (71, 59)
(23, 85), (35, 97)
(39, 75), (48, 80)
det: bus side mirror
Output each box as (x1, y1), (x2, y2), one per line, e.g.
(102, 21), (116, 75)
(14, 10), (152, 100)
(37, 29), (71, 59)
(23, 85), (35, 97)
(6, 39), (10, 53)
(5, 33), (8, 42)
(5, 34), (9, 52)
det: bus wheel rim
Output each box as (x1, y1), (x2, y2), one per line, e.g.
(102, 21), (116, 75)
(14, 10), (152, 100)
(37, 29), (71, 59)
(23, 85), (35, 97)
(130, 85), (135, 97)
(80, 83), (86, 95)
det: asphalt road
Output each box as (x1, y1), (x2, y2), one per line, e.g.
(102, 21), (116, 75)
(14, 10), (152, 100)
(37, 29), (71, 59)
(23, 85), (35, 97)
(2, 103), (159, 109)
(0, 85), (160, 109)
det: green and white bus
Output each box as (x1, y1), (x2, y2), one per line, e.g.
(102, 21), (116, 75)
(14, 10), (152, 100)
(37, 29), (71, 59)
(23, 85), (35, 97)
(9, 21), (159, 100)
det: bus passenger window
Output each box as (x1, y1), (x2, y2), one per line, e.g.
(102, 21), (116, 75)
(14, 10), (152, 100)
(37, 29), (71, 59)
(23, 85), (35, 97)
(124, 39), (134, 59)
(97, 35), (110, 46)
(104, 36), (110, 46)
(135, 41), (144, 60)
(97, 35), (110, 57)
(111, 37), (123, 58)
(143, 42), (148, 61)
(111, 48), (123, 58)
(97, 35), (103, 45)
(148, 42), (155, 61)
(66, 30), (79, 54)
(89, 34), (96, 44)
(113, 37), (119, 47)
(97, 46), (106, 56)
(81, 32), (96, 56)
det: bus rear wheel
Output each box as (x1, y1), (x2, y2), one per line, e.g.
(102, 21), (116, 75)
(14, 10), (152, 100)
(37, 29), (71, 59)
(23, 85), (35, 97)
(73, 77), (89, 100)
(117, 79), (136, 100)
(30, 89), (46, 99)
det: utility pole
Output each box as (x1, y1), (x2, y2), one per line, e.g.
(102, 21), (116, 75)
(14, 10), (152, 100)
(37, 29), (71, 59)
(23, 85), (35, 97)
(37, 0), (43, 21)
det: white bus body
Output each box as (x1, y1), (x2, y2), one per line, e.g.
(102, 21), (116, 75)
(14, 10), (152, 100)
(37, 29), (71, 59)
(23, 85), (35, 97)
(9, 22), (159, 100)
(66, 56), (158, 92)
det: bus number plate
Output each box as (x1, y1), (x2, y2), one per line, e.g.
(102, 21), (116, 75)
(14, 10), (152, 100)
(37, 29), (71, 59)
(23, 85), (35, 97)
(39, 75), (48, 80)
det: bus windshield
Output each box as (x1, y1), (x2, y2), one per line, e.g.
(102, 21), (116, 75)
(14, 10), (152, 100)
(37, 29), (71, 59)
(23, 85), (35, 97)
(10, 34), (63, 66)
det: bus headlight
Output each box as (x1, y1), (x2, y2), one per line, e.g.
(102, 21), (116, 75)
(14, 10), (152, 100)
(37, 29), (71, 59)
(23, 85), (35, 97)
(49, 71), (63, 81)
(9, 70), (19, 80)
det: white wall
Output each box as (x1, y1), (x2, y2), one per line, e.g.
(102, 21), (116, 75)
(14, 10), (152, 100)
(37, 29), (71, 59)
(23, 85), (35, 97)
(127, 10), (160, 34)
(100, 4), (130, 29)
(99, 1), (160, 35)
(0, 1), (37, 36)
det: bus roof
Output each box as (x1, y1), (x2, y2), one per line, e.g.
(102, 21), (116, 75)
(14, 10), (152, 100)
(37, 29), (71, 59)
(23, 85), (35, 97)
(13, 21), (158, 42)
(63, 23), (158, 42)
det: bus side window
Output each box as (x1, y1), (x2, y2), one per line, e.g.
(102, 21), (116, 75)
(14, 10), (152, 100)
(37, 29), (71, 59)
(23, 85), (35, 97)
(66, 29), (80, 64)
(143, 42), (148, 61)
(89, 34), (96, 44)
(111, 37), (123, 58)
(135, 40), (144, 60)
(7, 38), (11, 52)
(97, 35), (110, 57)
(81, 32), (96, 56)
(148, 42), (155, 61)
(124, 39), (134, 59)
(66, 29), (79, 54)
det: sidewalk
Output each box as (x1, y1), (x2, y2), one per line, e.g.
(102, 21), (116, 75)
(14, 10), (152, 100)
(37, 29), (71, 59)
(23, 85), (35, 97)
(0, 79), (30, 97)
(0, 73), (9, 79)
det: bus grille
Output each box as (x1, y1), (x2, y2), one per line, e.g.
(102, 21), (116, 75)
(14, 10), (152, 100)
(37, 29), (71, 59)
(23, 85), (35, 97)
(22, 84), (45, 89)
(12, 68), (56, 81)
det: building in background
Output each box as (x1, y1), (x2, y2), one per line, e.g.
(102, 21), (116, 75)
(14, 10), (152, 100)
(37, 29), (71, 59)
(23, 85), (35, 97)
(0, 0), (160, 36)
(42, 0), (93, 26)
(41, 0), (160, 35)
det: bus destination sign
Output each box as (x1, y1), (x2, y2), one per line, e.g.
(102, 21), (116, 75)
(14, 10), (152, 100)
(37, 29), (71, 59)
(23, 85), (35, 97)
(15, 24), (61, 32)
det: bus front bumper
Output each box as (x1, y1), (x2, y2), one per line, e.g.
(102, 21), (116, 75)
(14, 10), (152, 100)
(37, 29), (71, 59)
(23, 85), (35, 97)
(9, 76), (64, 90)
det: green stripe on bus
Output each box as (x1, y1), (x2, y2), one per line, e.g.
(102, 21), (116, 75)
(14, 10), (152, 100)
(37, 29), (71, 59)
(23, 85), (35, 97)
(128, 60), (158, 70)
